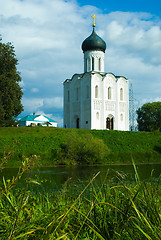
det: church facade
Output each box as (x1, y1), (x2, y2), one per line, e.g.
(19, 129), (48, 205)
(64, 18), (129, 130)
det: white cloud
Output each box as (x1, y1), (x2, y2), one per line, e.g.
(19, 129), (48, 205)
(22, 97), (44, 113)
(102, 12), (161, 101)
(31, 88), (39, 93)
(0, 0), (161, 127)
(22, 96), (63, 113)
(43, 97), (63, 109)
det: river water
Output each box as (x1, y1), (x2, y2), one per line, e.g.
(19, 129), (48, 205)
(0, 163), (161, 194)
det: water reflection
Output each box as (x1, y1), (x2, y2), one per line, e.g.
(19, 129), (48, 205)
(0, 164), (161, 194)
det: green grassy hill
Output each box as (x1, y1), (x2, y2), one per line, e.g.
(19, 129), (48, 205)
(0, 127), (161, 166)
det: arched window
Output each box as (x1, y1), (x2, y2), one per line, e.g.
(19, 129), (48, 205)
(92, 57), (94, 71)
(96, 112), (99, 120)
(95, 85), (98, 98)
(99, 58), (101, 71)
(86, 85), (89, 99)
(108, 87), (111, 100)
(120, 88), (123, 101)
(86, 58), (89, 72)
(120, 114), (123, 121)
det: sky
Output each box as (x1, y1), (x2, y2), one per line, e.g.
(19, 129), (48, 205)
(0, 0), (161, 127)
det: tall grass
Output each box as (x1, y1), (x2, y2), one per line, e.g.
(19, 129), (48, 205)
(0, 155), (160, 239)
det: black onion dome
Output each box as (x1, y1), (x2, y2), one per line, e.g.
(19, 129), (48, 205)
(82, 28), (106, 53)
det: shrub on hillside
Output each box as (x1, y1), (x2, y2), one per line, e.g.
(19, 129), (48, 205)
(58, 132), (109, 165)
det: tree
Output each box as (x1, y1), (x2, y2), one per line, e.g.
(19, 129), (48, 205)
(0, 38), (23, 126)
(137, 102), (161, 132)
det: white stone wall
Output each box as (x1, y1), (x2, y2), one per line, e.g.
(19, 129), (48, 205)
(19, 121), (57, 127)
(64, 72), (129, 131)
(90, 73), (129, 130)
(64, 73), (92, 129)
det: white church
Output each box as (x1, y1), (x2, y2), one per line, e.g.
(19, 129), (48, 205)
(64, 16), (129, 130)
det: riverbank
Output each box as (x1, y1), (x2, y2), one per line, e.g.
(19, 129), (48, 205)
(0, 127), (161, 166)
(0, 163), (161, 239)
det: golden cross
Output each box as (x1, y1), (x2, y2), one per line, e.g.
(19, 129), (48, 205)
(92, 14), (97, 27)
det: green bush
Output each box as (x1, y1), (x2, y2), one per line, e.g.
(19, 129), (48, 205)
(57, 132), (109, 165)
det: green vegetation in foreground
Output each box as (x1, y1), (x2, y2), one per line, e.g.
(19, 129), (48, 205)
(0, 156), (161, 239)
(0, 127), (161, 166)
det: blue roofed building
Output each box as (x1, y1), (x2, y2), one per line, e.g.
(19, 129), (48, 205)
(19, 113), (58, 127)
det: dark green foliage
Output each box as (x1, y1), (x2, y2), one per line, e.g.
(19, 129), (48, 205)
(137, 102), (161, 132)
(0, 39), (23, 126)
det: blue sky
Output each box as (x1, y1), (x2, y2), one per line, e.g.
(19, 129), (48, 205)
(0, 0), (161, 127)
(78, 0), (161, 17)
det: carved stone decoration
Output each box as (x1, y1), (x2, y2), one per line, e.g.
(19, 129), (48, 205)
(105, 101), (115, 111)
(94, 100), (102, 110)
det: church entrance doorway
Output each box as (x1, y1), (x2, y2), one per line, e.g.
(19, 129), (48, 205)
(76, 118), (79, 129)
(106, 116), (114, 130)
(74, 115), (80, 129)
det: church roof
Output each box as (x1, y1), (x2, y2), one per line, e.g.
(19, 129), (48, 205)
(19, 114), (57, 123)
(64, 72), (128, 84)
(82, 27), (106, 53)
